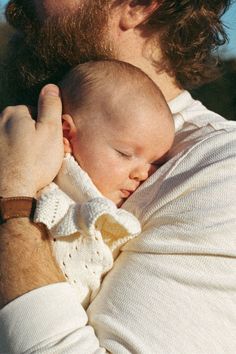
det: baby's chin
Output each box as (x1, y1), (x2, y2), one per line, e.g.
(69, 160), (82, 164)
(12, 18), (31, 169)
(116, 199), (126, 208)
(106, 194), (126, 208)
(101, 191), (126, 208)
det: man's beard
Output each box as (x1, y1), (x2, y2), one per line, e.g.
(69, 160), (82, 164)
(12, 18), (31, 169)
(0, 0), (114, 108)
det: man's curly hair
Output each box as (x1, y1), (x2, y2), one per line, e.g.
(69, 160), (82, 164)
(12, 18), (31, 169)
(116, 0), (232, 89)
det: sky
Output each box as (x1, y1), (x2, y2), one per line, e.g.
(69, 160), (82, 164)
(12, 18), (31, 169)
(0, 0), (235, 57)
(221, 1), (236, 57)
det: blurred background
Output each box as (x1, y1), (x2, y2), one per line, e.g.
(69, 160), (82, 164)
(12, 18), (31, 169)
(0, 0), (235, 120)
(191, 1), (236, 121)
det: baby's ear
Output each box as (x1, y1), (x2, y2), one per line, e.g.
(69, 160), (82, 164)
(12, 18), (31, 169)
(62, 114), (76, 154)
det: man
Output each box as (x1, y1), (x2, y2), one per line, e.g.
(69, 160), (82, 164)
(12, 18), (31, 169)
(0, 1), (236, 353)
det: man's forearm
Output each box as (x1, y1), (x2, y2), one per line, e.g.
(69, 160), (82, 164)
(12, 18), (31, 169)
(0, 218), (65, 309)
(0, 86), (65, 309)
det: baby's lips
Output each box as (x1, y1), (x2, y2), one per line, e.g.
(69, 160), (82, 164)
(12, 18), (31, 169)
(120, 189), (135, 198)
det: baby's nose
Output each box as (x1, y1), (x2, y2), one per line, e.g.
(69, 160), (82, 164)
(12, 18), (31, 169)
(130, 164), (150, 182)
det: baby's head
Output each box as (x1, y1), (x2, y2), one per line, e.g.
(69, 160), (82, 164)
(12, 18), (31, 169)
(60, 60), (174, 206)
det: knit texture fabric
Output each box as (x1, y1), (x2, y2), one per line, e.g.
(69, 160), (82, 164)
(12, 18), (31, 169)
(34, 154), (141, 306)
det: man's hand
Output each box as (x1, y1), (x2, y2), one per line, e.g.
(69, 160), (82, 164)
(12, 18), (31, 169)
(0, 84), (64, 197)
(0, 85), (66, 308)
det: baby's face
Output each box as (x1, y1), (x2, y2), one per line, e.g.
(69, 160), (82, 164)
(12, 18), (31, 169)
(69, 100), (174, 206)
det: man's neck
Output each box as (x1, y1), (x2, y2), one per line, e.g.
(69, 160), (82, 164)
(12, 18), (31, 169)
(118, 55), (183, 102)
(114, 30), (183, 102)
(132, 57), (183, 102)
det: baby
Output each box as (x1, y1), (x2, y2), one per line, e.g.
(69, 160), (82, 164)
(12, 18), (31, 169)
(35, 60), (174, 307)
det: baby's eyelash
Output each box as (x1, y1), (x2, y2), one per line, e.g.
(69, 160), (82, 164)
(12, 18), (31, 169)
(116, 150), (132, 159)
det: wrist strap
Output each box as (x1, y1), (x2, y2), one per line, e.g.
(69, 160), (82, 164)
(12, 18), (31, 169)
(0, 197), (37, 224)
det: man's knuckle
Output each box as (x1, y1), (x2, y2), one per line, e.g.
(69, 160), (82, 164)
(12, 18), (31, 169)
(1, 105), (30, 121)
(1, 106), (14, 116)
(15, 105), (30, 115)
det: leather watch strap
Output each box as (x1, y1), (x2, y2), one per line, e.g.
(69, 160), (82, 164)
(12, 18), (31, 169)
(0, 197), (37, 224)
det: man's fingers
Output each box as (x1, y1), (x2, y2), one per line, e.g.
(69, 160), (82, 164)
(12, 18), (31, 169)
(37, 84), (62, 128)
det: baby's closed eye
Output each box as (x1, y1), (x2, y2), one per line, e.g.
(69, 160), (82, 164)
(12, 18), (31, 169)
(115, 149), (133, 159)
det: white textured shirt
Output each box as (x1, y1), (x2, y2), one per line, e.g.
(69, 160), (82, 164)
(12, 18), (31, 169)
(1, 91), (236, 354)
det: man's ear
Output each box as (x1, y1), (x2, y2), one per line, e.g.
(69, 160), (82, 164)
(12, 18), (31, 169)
(62, 114), (76, 154)
(119, 0), (159, 30)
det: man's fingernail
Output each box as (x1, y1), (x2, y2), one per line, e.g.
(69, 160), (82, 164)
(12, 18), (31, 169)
(41, 84), (60, 97)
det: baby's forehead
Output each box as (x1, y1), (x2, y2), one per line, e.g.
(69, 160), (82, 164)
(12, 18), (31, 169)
(103, 79), (165, 110)
(69, 66), (173, 138)
(108, 90), (171, 126)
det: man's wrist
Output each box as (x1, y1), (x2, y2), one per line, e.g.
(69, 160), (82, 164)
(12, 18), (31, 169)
(0, 188), (36, 198)
(0, 218), (65, 308)
(0, 179), (36, 198)
(0, 197), (37, 224)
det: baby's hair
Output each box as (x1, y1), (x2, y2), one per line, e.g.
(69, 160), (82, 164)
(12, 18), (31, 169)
(59, 59), (170, 117)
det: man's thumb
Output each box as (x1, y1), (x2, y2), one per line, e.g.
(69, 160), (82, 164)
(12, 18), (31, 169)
(37, 84), (62, 126)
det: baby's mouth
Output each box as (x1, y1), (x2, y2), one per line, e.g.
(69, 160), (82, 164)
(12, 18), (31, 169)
(120, 189), (134, 198)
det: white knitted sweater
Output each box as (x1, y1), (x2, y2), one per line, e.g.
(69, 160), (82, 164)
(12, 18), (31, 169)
(34, 154), (141, 306)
